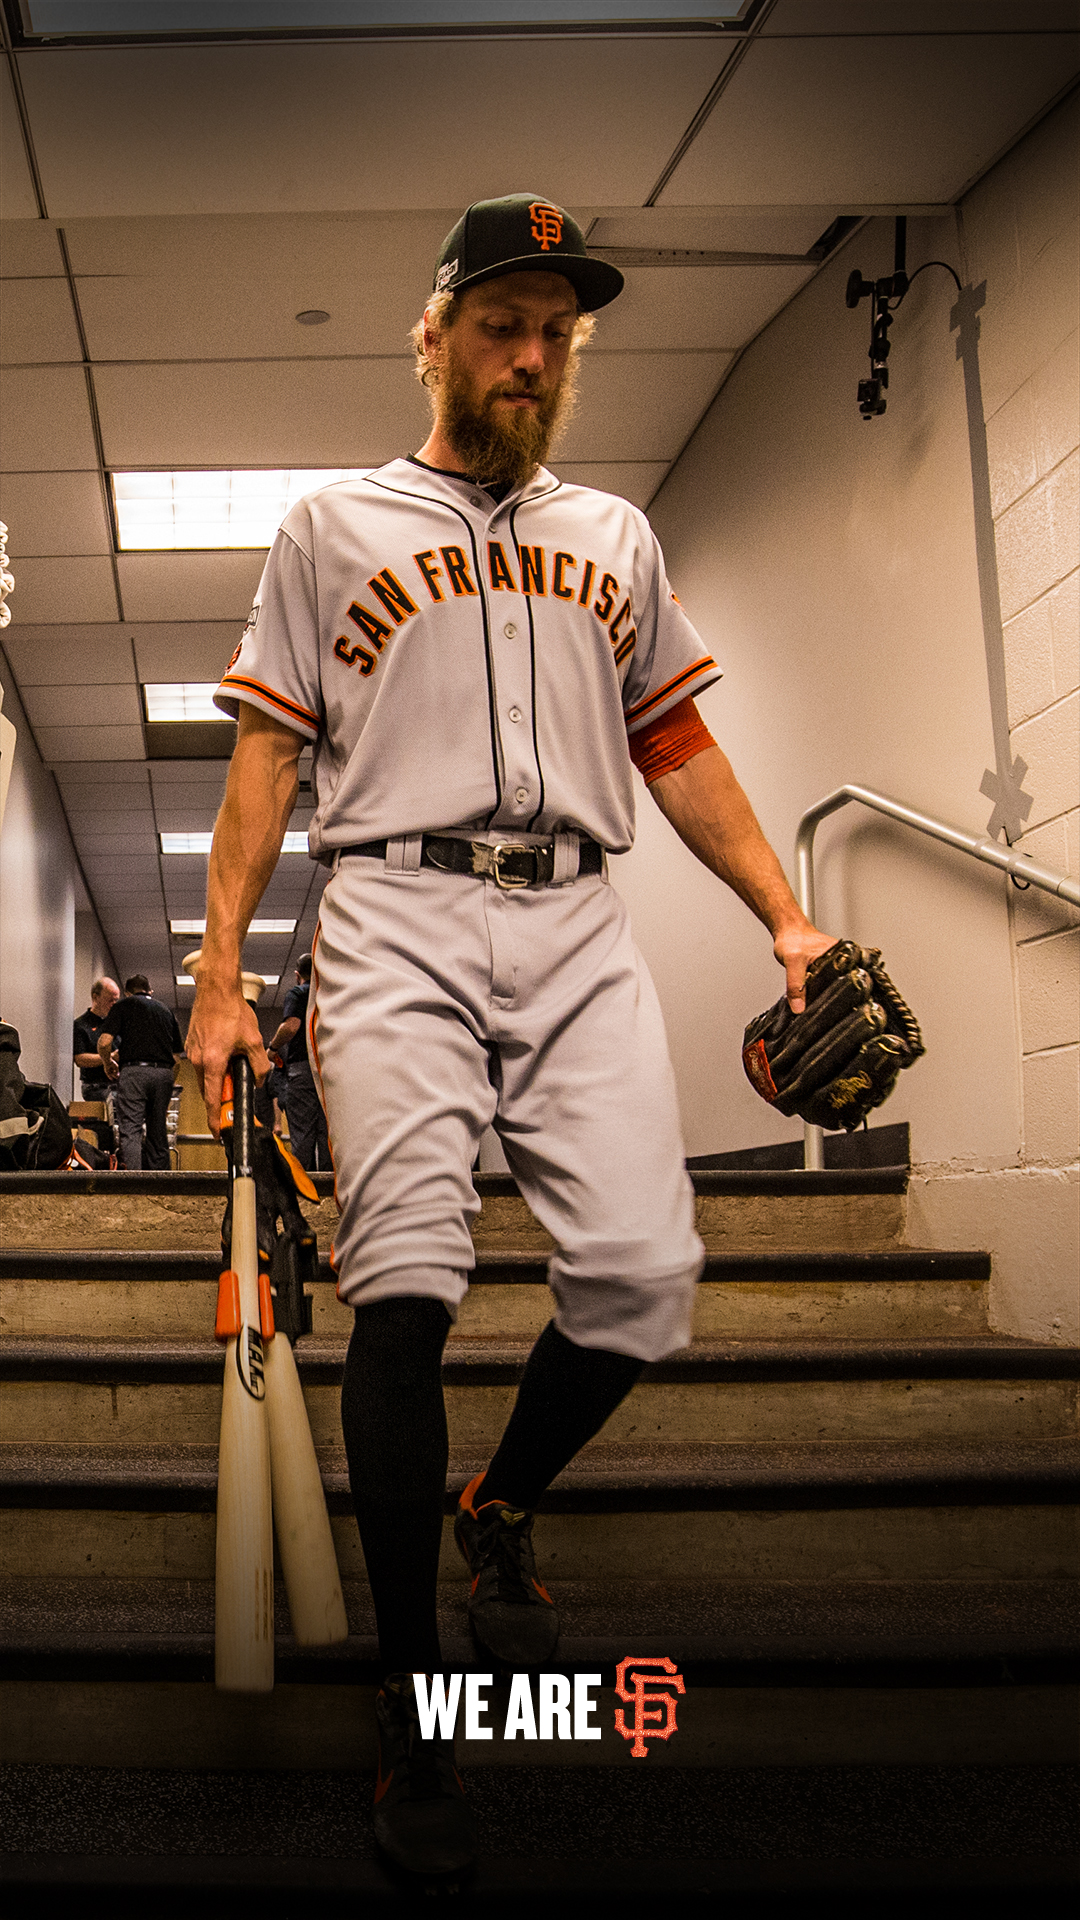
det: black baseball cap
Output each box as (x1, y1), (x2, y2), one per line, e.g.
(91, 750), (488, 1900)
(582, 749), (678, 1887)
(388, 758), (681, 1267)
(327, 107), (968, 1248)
(432, 193), (623, 312)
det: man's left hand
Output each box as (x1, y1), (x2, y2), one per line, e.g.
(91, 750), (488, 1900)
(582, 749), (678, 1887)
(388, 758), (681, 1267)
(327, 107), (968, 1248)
(774, 924), (839, 1013)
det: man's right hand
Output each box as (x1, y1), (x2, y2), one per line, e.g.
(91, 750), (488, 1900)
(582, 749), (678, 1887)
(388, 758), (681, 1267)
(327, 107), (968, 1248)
(186, 982), (271, 1136)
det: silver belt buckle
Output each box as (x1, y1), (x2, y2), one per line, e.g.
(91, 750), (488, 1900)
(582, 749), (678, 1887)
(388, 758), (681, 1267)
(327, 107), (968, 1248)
(473, 841), (534, 889)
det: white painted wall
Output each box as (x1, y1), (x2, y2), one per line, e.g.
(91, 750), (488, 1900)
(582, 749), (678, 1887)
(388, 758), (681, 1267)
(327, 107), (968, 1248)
(615, 101), (1078, 1341)
(0, 650), (109, 1095)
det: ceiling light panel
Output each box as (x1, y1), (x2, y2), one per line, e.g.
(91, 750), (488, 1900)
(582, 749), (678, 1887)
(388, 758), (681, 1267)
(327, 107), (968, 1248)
(161, 831), (309, 853)
(169, 918), (296, 933)
(143, 683), (223, 722)
(113, 469), (369, 550)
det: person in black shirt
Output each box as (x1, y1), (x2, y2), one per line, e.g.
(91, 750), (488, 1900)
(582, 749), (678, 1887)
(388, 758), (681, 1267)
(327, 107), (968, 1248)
(267, 953), (330, 1171)
(73, 977), (120, 1099)
(98, 975), (183, 1170)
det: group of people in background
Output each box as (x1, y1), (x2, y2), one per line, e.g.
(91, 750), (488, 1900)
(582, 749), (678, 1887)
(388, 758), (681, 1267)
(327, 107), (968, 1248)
(72, 959), (328, 1173)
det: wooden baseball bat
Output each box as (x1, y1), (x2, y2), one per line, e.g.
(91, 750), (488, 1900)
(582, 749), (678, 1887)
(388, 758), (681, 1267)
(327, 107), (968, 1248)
(215, 1044), (275, 1692)
(186, 952), (347, 1662)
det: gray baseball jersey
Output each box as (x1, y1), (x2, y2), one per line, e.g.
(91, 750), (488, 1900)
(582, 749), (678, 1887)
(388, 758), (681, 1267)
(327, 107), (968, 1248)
(214, 459), (720, 851)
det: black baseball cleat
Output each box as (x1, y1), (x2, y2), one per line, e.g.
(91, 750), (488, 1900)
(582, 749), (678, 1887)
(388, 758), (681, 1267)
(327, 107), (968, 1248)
(372, 1672), (477, 1882)
(454, 1471), (560, 1666)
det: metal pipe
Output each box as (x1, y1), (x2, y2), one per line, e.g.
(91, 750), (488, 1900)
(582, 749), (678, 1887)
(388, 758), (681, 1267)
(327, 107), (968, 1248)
(795, 783), (1079, 1169)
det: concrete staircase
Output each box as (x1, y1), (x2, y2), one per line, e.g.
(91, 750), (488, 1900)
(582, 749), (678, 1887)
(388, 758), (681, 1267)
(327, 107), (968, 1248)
(1, 1165), (1077, 1903)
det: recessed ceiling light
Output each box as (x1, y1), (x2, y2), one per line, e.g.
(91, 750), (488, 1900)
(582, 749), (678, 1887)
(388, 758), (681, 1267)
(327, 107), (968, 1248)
(161, 831), (309, 854)
(144, 684), (223, 723)
(296, 310), (330, 326)
(113, 470), (369, 550)
(170, 918), (297, 935)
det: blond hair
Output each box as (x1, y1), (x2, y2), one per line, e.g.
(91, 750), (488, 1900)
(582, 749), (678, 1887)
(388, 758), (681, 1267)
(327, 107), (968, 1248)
(411, 289), (596, 390)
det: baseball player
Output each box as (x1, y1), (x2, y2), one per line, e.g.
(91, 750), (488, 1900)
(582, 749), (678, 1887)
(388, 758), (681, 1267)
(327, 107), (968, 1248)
(189, 193), (833, 1882)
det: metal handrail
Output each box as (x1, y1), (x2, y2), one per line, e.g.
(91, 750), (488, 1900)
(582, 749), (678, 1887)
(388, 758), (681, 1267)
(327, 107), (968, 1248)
(794, 783), (1080, 1170)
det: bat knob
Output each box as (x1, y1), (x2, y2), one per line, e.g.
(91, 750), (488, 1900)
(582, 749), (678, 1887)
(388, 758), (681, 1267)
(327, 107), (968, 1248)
(182, 949), (266, 1007)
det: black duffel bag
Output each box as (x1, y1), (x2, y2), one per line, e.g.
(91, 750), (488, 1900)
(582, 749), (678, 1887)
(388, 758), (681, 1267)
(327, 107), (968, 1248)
(0, 1022), (75, 1170)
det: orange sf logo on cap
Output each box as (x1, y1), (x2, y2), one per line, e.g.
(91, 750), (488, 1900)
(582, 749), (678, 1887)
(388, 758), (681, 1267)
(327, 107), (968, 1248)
(530, 202), (564, 251)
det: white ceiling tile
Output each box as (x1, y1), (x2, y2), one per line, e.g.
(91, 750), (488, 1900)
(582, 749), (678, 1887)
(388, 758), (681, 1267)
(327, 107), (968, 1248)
(0, 65), (38, 222)
(0, 279), (82, 365)
(54, 758), (149, 785)
(591, 263), (815, 352)
(763, 3), (1078, 30)
(658, 34), (1080, 206)
(7, 555), (119, 624)
(550, 463), (670, 511)
(22, 41), (728, 217)
(559, 352), (732, 462)
(2, 623), (134, 685)
(117, 550), (266, 622)
(149, 761), (230, 786)
(0, 471), (111, 556)
(95, 356), (428, 467)
(36, 723), (145, 761)
(77, 816), (156, 833)
(21, 682), (142, 728)
(69, 212), (451, 361)
(155, 806), (221, 830)
(0, 366), (98, 470)
(0, 221), (64, 277)
(133, 623), (244, 682)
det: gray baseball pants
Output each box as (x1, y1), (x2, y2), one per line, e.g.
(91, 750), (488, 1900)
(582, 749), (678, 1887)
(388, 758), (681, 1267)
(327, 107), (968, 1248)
(310, 852), (702, 1362)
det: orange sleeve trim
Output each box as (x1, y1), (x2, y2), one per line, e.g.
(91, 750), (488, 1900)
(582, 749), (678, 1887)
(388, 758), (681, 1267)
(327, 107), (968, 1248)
(624, 656), (716, 724)
(218, 674), (321, 734)
(627, 696), (716, 784)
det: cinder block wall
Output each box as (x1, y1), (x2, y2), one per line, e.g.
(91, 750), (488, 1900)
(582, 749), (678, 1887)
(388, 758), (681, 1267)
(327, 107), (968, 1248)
(961, 88), (1079, 1172)
(628, 90), (1078, 1343)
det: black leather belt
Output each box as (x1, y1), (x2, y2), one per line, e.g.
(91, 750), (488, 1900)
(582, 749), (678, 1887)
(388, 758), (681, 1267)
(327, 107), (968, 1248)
(338, 834), (604, 889)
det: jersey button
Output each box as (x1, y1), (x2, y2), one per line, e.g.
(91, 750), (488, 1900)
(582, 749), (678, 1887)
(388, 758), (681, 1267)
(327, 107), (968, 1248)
(514, 787), (529, 804)
(508, 706), (522, 723)
(471, 495), (486, 509)
(503, 623), (517, 639)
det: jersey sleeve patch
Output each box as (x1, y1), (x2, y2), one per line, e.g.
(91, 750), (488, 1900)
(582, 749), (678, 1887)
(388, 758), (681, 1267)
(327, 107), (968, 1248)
(215, 673), (321, 739)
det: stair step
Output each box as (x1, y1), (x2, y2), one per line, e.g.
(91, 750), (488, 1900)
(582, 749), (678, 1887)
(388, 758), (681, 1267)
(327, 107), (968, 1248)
(0, 1168), (911, 1197)
(5, 1843), (1078, 1902)
(0, 1247), (989, 1282)
(1, 1331), (1065, 1382)
(5, 1333), (1072, 1454)
(3, 1439), (1076, 1511)
(0, 1165), (909, 1257)
(2, 1576), (1077, 1682)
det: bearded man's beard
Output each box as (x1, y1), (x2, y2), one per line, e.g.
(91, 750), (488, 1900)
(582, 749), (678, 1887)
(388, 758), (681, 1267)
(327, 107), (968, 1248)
(436, 349), (578, 490)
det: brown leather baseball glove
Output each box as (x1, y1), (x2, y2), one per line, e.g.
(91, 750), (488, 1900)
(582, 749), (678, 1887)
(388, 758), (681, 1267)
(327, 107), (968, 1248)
(742, 941), (924, 1132)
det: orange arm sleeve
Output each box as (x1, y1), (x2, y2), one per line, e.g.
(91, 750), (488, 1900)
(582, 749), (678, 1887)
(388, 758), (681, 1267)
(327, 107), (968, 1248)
(626, 695), (716, 785)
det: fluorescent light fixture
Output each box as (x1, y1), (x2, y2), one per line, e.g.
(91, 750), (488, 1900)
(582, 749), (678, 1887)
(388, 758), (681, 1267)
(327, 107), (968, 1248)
(161, 831), (309, 854)
(144, 683), (225, 723)
(114, 470), (369, 551)
(177, 972), (278, 986)
(170, 919), (297, 935)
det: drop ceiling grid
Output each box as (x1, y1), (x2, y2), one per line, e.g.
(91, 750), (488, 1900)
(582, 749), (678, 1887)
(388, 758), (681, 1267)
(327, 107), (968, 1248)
(1, 15), (1074, 995)
(15, 39), (731, 219)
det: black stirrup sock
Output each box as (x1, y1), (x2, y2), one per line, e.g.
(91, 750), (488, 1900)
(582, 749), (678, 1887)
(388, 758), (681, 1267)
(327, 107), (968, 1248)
(340, 1295), (452, 1676)
(479, 1319), (644, 1514)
